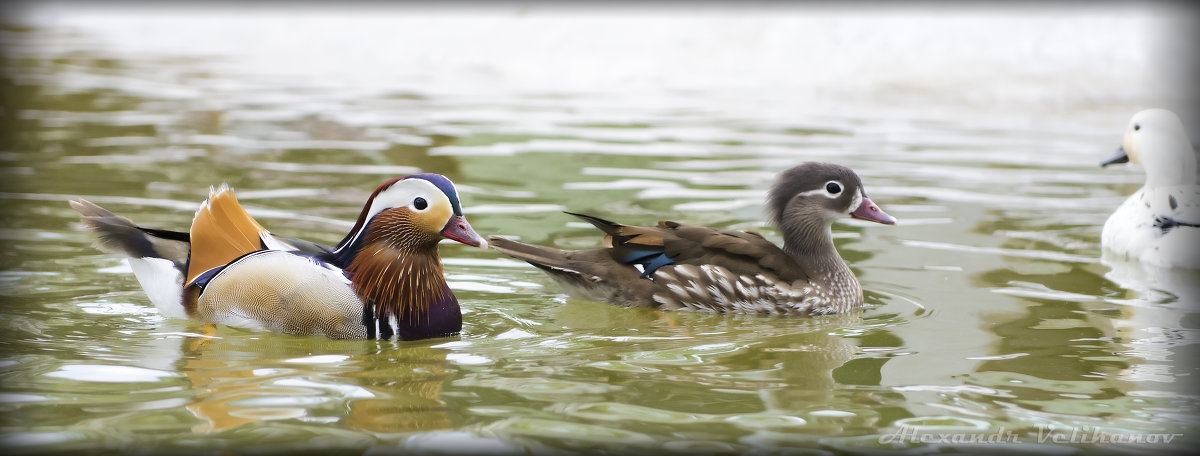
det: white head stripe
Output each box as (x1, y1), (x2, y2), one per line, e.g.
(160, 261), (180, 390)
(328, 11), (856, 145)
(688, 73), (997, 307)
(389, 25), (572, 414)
(796, 188), (830, 197)
(848, 190), (864, 212)
(796, 184), (842, 198)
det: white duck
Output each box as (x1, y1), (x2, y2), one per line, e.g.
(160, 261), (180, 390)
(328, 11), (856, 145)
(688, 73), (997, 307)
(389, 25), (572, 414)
(1100, 108), (1200, 269)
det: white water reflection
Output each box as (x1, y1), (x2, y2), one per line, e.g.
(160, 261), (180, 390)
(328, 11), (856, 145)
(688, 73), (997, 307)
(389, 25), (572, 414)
(45, 364), (180, 383)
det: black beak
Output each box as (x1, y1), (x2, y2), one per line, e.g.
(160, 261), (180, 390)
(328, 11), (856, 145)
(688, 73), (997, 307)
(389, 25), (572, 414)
(1099, 147), (1129, 167)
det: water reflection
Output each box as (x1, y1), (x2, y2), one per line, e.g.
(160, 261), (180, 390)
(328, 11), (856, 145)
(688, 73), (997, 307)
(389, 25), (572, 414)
(147, 327), (460, 434)
(454, 300), (878, 453)
(964, 264), (1200, 445)
(3, 11), (1198, 455)
(1101, 254), (1200, 307)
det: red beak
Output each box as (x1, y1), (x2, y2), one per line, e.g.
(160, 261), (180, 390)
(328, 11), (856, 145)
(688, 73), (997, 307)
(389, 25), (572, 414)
(440, 215), (488, 249)
(850, 196), (897, 225)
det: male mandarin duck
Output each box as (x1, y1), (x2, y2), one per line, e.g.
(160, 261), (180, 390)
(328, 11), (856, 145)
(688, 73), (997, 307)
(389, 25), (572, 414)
(489, 162), (896, 315)
(1100, 108), (1200, 269)
(71, 174), (487, 340)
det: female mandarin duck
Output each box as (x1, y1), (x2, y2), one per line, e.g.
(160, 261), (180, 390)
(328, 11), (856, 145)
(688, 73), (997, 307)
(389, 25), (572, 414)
(70, 174), (487, 340)
(1100, 109), (1200, 269)
(489, 162), (896, 315)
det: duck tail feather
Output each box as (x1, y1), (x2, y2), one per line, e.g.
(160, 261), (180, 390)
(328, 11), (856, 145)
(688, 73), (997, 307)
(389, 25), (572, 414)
(563, 211), (623, 235)
(488, 236), (605, 279)
(70, 199), (190, 267)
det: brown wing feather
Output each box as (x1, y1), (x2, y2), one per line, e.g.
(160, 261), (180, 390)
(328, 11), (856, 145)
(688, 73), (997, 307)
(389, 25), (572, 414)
(186, 186), (270, 285)
(658, 221), (805, 282)
(615, 229), (666, 250)
(564, 212), (804, 282)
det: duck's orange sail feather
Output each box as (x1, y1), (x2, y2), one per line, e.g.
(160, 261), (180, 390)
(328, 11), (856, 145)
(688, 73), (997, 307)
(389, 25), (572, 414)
(186, 186), (270, 285)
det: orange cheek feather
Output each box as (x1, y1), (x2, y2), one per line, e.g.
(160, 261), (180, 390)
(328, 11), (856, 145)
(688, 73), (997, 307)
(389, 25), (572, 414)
(416, 202), (452, 234)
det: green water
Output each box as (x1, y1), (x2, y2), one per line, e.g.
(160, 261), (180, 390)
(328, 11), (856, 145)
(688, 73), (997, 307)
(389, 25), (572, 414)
(2, 16), (1198, 456)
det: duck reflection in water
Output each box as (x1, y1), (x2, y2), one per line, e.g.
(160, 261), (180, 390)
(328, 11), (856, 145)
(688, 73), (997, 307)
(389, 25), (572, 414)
(134, 322), (459, 433)
(965, 264), (1198, 429)
(524, 291), (894, 442)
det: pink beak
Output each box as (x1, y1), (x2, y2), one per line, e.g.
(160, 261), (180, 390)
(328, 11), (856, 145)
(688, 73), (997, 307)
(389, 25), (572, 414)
(440, 215), (489, 249)
(850, 196), (897, 225)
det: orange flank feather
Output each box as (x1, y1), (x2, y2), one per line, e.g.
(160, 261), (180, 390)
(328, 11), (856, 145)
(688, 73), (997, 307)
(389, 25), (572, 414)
(186, 186), (271, 285)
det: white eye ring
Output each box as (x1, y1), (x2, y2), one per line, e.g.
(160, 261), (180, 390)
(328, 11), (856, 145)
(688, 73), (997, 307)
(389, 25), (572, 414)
(824, 181), (843, 196)
(412, 196), (429, 211)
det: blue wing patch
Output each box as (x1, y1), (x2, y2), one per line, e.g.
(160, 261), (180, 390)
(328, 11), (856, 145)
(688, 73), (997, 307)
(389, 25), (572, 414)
(620, 250), (674, 279)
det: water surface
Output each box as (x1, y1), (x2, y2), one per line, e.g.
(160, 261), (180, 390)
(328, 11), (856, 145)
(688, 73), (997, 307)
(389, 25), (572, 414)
(1, 7), (1198, 455)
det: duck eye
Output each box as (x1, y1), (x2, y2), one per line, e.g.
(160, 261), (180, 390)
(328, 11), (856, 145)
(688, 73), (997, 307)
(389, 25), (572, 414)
(1133, 123), (1141, 131)
(413, 197), (428, 210)
(825, 182), (842, 194)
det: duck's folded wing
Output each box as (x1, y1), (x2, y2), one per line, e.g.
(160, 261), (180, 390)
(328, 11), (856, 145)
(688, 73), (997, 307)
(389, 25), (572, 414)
(566, 212), (673, 278)
(658, 221), (805, 281)
(568, 212), (804, 282)
(1158, 186), (1200, 224)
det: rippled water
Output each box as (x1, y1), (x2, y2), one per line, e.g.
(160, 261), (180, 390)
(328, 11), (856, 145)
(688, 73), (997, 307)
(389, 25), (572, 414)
(2, 6), (1199, 455)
